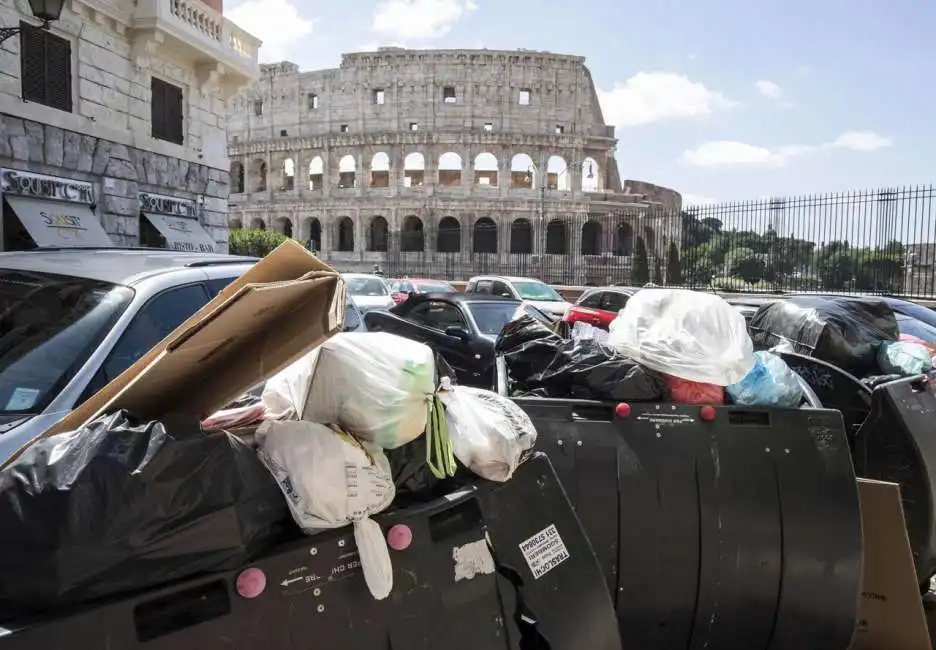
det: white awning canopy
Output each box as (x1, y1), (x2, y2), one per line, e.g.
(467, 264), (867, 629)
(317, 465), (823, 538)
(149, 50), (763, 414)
(142, 213), (216, 253)
(5, 196), (113, 247)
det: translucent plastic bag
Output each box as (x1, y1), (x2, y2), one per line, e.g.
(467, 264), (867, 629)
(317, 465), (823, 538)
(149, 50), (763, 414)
(878, 341), (934, 376)
(727, 351), (804, 407)
(438, 382), (538, 482)
(571, 321), (610, 344)
(262, 348), (321, 420)
(608, 289), (755, 385)
(257, 420), (395, 600)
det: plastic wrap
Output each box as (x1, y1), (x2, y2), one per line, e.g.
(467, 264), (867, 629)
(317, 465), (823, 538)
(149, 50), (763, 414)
(257, 420), (395, 600)
(438, 383), (538, 482)
(0, 410), (289, 618)
(749, 296), (898, 376)
(571, 321), (610, 344)
(877, 341), (933, 376)
(664, 375), (724, 404)
(607, 289), (755, 385)
(727, 351), (804, 407)
(495, 314), (563, 355)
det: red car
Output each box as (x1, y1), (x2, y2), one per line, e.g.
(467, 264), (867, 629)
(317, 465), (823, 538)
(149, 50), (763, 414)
(388, 278), (458, 304)
(563, 287), (635, 330)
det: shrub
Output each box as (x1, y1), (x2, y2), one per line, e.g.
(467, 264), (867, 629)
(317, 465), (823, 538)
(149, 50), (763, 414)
(229, 228), (291, 257)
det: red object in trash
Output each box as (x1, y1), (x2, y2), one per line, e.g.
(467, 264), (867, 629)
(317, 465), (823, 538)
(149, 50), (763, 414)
(615, 402), (632, 418)
(699, 405), (717, 422)
(236, 567), (267, 599)
(387, 524), (413, 551)
(664, 374), (725, 406)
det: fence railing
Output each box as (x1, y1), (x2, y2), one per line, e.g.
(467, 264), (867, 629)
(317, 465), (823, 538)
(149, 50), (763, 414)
(383, 185), (936, 297)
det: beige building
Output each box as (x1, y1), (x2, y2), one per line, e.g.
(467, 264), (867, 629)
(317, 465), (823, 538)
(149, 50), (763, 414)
(0, 0), (259, 253)
(227, 48), (681, 283)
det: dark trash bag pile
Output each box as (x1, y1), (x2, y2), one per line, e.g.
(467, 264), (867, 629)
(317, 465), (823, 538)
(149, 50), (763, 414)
(495, 315), (669, 402)
(0, 410), (289, 620)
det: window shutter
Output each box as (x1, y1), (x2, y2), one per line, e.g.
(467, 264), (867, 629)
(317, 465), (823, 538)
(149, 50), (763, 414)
(44, 32), (72, 112)
(151, 78), (166, 139)
(168, 84), (184, 145)
(20, 23), (47, 105)
(151, 78), (184, 145)
(19, 23), (72, 113)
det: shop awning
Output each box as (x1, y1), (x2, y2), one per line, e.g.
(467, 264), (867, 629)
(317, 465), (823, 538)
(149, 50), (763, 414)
(142, 213), (216, 253)
(5, 196), (113, 247)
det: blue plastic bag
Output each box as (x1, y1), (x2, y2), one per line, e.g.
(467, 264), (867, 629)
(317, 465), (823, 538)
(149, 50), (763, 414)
(727, 351), (803, 408)
(878, 340), (933, 376)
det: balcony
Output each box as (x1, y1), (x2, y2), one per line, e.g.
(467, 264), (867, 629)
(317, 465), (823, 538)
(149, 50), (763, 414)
(132, 0), (262, 91)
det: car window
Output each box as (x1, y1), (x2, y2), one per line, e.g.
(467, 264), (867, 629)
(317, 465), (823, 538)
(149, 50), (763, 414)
(101, 284), (211, 383)
(407, 300), (467, 331)
(415, 281), (455, 294)
(344, 299), (363, 331)
(577, 291), (603, 308)
(512, 280), (563, 301)
(466, 280), (477, 293)
(206, 276), (238, 297)
(475, 280), (493, 294)
(468, 301), (524, 335)
(346, 276), (390, 296)
(600, 291), (628, 313)
(491, 281), (512, 297)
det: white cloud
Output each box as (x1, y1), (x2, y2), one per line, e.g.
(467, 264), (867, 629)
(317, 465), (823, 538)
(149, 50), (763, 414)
(372, 0), (478, 39)
(226, 0), (317, 63)
(680, 131), (893, 168)
(755, 80), (781, 99)
(598, 72), (736, 128)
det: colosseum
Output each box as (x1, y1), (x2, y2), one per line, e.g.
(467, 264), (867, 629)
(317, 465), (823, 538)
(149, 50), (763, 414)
(226, 48), (682, 284)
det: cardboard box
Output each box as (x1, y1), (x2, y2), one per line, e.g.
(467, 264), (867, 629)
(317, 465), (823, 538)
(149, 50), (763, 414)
(3, 240), (345, 466)
(852, 478), (932, 650)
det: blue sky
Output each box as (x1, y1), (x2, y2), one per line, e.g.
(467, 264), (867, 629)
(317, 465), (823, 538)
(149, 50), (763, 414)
(224, 0), (934, 206)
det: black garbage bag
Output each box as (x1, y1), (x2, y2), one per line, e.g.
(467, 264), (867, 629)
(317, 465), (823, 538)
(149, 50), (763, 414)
(0, 410), (290, 619)
(749, 296), (899, 376)
(496, 314), (562, 355)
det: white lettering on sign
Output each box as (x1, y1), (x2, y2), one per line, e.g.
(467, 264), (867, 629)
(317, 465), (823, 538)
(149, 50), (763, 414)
(518, 524), (570, 580)
(139, 192), (198, 217)
(1, 168), (93, 204)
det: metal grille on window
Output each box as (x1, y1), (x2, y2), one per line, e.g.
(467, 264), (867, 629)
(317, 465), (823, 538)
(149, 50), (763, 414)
(20, 22), (72, 113)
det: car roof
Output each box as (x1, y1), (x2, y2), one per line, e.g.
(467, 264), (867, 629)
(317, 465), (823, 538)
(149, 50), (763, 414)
(395, 277), (449, 283)
(0, 247), (259, 285)
(344, 273), (385, 279)
(409, 292), (519, 305)
(469, 275), (544, 283)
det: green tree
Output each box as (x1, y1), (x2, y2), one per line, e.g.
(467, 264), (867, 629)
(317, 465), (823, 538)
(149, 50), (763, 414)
(632, 236), (650, 285)
(726, 247), (766, 284)
(229, 228), (291, 257)
(666, 242), (682, 285)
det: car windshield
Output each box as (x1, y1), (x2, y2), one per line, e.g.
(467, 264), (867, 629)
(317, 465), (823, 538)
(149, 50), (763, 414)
(0, 270), (133, 415)
(512, 281), (563, 301)
(468, 301), (523, 335)
(346, 276), (389, 297)
(890, 300), (936, 330)
(416, 282), (455, 294)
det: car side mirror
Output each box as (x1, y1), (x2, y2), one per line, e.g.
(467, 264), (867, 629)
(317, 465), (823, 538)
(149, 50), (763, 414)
(445, 326), (470, 341)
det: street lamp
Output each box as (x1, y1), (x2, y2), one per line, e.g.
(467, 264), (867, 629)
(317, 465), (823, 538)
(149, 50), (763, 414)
(0, 0), (65, 45)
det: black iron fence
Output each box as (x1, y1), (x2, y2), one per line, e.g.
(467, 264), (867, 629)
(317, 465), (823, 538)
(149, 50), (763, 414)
(384, 185), (936, 297)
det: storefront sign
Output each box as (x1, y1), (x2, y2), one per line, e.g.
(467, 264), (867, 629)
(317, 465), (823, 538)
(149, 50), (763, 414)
(138, 192), (198, 218)
(1, 169), (93, 204)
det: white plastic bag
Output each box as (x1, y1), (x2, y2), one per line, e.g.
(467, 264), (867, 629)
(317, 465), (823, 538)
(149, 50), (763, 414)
(607, 289), (755, 385)
(439, 382), (538, 482)
(571, 321), (610, 344)
(256, 420), (395, 600)
(262, 348), (320, 420)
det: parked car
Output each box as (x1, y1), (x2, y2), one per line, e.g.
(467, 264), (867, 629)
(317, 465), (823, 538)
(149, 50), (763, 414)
(343, 272), (395, 313)
(363, 293), (554, 386)
(465, 275), (571, 318)
(343, 295), (368, 332)
(388, 278), (457, 304)
(564, 286), (636, 330)
(0, 247), (263, 463)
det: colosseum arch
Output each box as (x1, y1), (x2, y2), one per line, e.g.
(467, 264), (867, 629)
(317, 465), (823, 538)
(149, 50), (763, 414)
(336, 216), (354, 251)
(370, 152), (390, 188)
(510, 154), (535, 189)
(274, 216), (293, 237)
(473, 153), (498, 186)
(547, 155), (570, 191)
(250, 159), (267, 192)
(438, 152), (462, 186)
(643, 226), (656, 254)
(473, 217), (497, 253)
(403, 153), (425, 187)
(581, 220), (602, 255)
(250, 217), (265, 230)
(230, 161), (245, 193)
(437, 216), (461, 253)
(338, 155), (357, 189)
(545, 219), (568, 254)
(614, 222), (633, 256)
(401, 215), (425, 252)
(369, 216), (389, 252)
(303, 217), (322, 250)
(510, 218), (533, 254)
(309, 156), (324, 190)
(282, 158), (295, 190)
(229, 217), (243, 229)
(581, 157), (600, 192)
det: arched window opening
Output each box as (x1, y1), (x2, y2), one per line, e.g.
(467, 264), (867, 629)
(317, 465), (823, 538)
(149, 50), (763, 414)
(473, 152), (498, 186)
(473, 218), (497, 253)
(369, 216), (389, 252)
(401, 216), (425, 252)
(370, 152), (390, 188)
(309, 156), (324, 190)
(510, 153), (535, 189)
(337, 216), (354, 251)
(403, 152), (425, 187)
(282, 158), (295, 190)
(338, 155), (356, 189)
(581, 220), (602, 255)
(545, 219), (568, 254)
(510, 219), (533, 254)
(437, 216), (461, 253)
(438, 152), (462, 186)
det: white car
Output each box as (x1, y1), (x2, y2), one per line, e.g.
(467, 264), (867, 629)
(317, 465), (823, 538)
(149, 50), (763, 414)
(465, 275), (572, 318)
(343, 273), (395, 313)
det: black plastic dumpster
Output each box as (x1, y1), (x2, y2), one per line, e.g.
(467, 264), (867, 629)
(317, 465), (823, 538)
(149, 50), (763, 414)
(0, 453), (619, 650)
(510, 396), (863, 650)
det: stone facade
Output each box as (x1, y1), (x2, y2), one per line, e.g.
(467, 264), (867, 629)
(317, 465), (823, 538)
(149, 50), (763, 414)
(227, 49), (682, 281)
(0, 0), (261, 251)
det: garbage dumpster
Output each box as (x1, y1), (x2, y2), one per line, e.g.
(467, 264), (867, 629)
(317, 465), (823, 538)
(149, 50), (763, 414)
(508, 395), (863, 650)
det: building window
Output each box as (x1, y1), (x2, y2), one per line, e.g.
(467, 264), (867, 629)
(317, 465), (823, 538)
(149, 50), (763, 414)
(280, 129), (288, 137)
(409, 122), (419, 131)
(19, 22), (72, 113)
(556, 124), (565, 134)
(151, 77), (184, 145)
(483, 122), (493, 132)
(373, 89), (385, 105)
(340, 124), (349, 133)
(519, 88), (531, 105)
(253, 99), (263, 116)
(308, 93), (319, 109)
(443, 86), (456, 103)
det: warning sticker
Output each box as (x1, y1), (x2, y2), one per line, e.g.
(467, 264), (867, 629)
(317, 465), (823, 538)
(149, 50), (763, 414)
(519, 524), (570, 580)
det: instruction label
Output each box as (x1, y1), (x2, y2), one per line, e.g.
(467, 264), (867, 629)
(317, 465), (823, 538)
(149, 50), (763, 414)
(519, 524), (569, 580)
